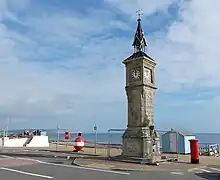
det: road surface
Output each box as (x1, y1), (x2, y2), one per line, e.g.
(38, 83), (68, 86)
(0, 152), (219, 180)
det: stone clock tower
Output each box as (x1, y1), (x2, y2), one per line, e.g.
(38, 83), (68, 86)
(121, 16), (160, 163)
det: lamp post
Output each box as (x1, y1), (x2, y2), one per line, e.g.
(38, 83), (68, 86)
(94, 125), (97, 154)
(56, 125), (60, 151)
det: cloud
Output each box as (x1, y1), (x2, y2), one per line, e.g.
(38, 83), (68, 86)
(107, 0), (220, 93)
(0, 0), (220, 132)
(152, 0), (220, 92)
(107, 0), (220, 133)
(0, 1), (132, 130)
(0, 0), (30, 22)
(105, 0), (178, 19)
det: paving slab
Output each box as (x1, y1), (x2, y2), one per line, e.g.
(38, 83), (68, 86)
(73, 157), (208, 172)
(0, 156), (40, 168)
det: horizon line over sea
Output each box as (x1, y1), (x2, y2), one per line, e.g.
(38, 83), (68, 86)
(46, 132), (220, 146)
(5, 128), (220, 134)
(2, 129), (220, 146)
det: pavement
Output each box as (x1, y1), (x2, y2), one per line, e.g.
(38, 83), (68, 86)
(0, 148), (219, 180)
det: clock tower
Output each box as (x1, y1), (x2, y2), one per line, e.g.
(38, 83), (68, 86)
(121, 16), (160, 163)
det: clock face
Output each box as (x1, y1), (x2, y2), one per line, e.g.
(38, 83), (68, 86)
(131, 69), (141, 80)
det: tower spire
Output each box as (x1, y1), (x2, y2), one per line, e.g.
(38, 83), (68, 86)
(132, 9), (147, 53)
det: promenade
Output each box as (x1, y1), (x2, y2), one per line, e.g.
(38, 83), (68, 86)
(0, 144), (219, 180)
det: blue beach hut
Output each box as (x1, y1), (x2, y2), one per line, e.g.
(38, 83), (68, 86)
(161, 129), (196, 154)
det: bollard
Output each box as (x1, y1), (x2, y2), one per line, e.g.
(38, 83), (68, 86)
(189, 139), (199, 164)
(73, 133), (84, 152)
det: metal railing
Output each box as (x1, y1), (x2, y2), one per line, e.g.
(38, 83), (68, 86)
(199, 143), (219, 156)
(106, 129), (220, 158)
(107, 129), (124, 158)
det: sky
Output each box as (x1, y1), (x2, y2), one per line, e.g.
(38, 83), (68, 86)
(0, 0), (219, 133)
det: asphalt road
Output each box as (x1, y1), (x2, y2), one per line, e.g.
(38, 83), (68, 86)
(0, 162), (193, 180)
(0, 151), (219, 180)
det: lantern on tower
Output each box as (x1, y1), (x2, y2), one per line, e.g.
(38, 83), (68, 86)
(73, 132), (84, 152)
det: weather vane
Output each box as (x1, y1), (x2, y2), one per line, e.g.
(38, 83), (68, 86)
(136, 9), (143, 20)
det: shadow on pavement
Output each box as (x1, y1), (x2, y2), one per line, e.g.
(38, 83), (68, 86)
(195, 173), (220, 180)
(38, 150), (99, 157)
(48, 161), (65, 164)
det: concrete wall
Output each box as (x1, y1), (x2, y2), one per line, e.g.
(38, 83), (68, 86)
(3, 137), (28, 147)
(2, 135), (49, 147)
(26, 135), (49, 147)
(0, 138), (3, 147)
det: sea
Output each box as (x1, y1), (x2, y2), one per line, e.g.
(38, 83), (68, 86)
(47, 131), (220, 147)
(4, 129), (220, 147)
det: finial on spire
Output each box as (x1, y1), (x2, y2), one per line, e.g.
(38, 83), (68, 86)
(136, 9), (143, 21)
(132, 9), (147, 53)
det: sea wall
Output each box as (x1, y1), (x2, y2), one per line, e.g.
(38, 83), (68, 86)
(26, 135), (49, 147)
(3, 137), (28, 147)
(2, 136), (49, 147)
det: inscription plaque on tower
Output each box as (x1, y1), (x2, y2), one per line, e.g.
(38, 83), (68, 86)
(121, 14), (160, 163)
